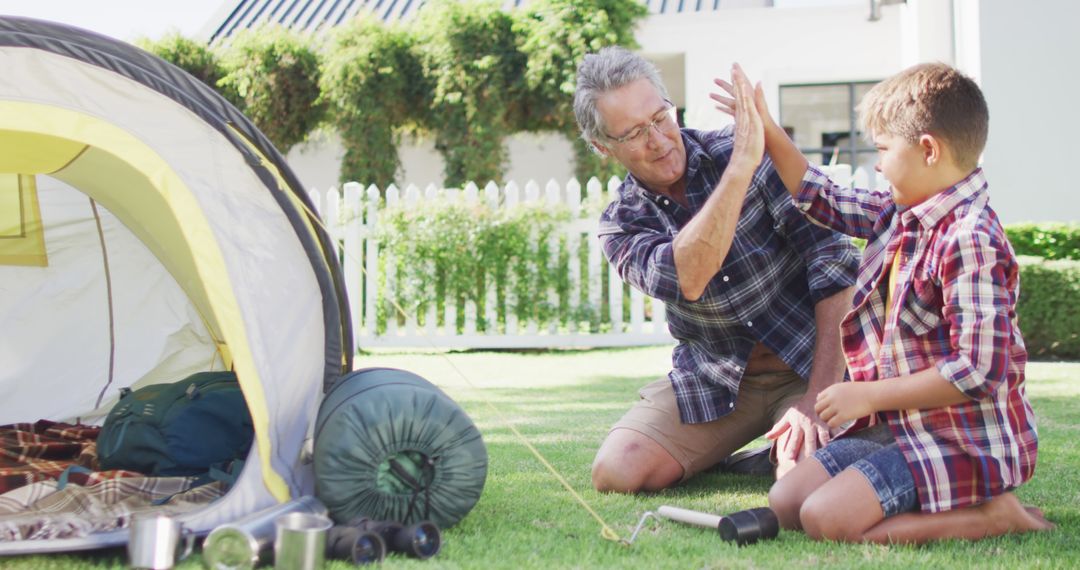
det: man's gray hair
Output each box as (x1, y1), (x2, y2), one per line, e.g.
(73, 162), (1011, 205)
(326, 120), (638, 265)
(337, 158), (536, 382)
(574, 46), (669, 152)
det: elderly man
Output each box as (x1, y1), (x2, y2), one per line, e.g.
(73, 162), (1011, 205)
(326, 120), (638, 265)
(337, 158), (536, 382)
(574, 47), (859, 493)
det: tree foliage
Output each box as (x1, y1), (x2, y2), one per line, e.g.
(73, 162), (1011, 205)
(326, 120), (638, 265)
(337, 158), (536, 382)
(218, 26), (324, 152)
(411, 0), (528, 187)
(320, 17), (427, 187)
(153, 0), (646, 185)
(137, 32), (227, 93)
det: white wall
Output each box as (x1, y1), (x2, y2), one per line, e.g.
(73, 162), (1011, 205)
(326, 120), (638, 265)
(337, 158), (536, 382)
(638, 3), (905, 132)
(285, 1), (1078, 223)
(287, 130), (576, 192)
(978, 0), (1079, 223)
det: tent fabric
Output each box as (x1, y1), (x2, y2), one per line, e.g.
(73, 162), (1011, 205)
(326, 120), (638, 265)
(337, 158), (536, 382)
(0, 16), (351, 554)
(313, 368), (488, 530)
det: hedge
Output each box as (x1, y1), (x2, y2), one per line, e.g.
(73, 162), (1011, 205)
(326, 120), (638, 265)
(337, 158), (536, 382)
(1006, 223), (1080, 261)
(1017, 256), (1080, 360)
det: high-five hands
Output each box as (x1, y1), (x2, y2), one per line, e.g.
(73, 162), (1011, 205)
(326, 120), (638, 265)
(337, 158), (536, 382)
(725, 62), (765, 171)
(710, 65), (781, 138)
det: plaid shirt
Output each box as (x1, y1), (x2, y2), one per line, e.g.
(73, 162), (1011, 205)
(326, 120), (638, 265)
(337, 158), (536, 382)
(599, 128), (859, 423)
(796, 165), (1038, 513)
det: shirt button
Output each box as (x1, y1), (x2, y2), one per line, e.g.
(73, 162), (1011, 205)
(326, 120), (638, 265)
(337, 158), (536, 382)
(729, 402), (735, 409)
(734, 365), (743, 372)
(747, 321), (753, 327)
(662, 198), (670, 206)
(722, 275), (730, 282)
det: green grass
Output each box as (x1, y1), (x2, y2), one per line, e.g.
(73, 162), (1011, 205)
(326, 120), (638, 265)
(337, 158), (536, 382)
(4, 347), (1077, 569)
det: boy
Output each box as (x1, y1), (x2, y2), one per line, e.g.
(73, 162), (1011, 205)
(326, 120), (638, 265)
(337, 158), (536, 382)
(713, 62), (1053, 543)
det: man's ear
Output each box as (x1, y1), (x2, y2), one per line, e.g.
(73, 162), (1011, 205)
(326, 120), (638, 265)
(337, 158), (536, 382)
(918, 134), (942, 167)
(591, 139), (612, 157)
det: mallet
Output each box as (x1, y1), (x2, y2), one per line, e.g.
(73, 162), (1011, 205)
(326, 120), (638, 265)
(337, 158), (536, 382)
(657, 505), (779, 545)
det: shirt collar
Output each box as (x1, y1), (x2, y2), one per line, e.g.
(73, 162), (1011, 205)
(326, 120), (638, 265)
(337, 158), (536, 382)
(901, 167), (987, 230)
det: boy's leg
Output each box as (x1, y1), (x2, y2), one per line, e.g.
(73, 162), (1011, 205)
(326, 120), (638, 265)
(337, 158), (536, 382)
(767, 456), (830, 530)
(772, 424), (895, 531)
(799, 468), (886, 541)
(860, 492), (1054, 544)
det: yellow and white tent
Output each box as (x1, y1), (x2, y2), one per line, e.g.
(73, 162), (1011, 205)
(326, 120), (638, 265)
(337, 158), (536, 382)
(0, 16), (352, 553)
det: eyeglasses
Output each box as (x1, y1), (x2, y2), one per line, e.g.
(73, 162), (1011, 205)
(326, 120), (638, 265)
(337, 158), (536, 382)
(604, 100), (676, 150)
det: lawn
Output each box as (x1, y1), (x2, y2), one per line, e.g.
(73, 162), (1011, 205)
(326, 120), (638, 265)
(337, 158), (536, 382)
(4, 346), (1077, 569)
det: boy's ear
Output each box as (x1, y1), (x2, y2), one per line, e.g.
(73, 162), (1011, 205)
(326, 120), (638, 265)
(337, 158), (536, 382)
(918, 134), (942, 167)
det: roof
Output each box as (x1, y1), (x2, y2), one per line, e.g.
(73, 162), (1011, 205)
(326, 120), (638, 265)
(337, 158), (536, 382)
(204, 0), (758, 44)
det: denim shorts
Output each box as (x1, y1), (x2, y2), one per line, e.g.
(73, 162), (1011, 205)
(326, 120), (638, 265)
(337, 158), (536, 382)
(812, 424), (918, 517)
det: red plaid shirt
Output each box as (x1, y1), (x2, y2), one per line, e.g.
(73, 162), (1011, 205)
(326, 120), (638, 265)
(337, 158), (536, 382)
(796, 166), (1038, 513)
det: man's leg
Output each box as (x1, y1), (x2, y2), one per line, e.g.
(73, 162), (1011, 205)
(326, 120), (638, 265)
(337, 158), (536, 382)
(592, 428), (683, 492)
(592, 378), (769, 493)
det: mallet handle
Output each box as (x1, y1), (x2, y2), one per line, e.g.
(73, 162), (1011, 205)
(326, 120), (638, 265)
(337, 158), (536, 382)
(657, 505), (723, 529)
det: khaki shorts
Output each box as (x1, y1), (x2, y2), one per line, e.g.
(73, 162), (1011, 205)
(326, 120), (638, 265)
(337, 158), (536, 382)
(611, 370), (806, 481)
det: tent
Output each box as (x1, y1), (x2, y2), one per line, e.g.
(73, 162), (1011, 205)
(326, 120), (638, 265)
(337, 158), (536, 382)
(0, 16), (353, 554)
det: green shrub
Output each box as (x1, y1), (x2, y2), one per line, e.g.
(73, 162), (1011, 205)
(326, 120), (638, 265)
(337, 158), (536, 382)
(1006, 223), (1080, 260)
(321, 18), (426, 187)
(376, 198), (576, 334)
(219, 26), (324, 152)
(137, 33), (226, 92)
(1017, 256), (1080, 359)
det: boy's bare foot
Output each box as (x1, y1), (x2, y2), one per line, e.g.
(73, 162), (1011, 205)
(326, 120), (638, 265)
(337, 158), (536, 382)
(980, 492), (1054, 536)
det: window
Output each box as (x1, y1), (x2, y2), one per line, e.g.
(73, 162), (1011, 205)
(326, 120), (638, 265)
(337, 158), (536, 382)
(779, 81), (879, 172)
(0, 174), (48, 267)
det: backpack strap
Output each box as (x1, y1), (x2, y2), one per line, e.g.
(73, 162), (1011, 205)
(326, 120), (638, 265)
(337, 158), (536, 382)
(55, 465), (93, 491)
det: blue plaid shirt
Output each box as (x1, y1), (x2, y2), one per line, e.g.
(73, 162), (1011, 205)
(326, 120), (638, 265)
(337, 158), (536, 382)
(599, 128), (860, 423)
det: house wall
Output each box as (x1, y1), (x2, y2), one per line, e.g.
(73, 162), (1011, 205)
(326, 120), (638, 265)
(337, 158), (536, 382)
(286, 1), (1076, 223)
(978, 0), (1079, 223)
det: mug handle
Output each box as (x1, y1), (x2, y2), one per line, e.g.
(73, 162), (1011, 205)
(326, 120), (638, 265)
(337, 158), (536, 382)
(178, 527), (196, 561)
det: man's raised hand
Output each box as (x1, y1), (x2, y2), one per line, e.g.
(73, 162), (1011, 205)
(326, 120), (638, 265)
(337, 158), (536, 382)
(728, 62), (765, 171)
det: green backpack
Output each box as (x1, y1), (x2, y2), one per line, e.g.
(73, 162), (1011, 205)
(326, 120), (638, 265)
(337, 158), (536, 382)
(97, 371), (254, 477)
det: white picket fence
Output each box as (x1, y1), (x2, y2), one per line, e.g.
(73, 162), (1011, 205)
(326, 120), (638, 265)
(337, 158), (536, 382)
(308, 164), (885, 351)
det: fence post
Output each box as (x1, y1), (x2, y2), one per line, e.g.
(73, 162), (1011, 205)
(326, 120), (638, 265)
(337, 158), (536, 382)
(483, 181), (500, 335)
(504, 181), (520, 336)
(606, 177), (623, 333)
(566, 178), (582, 334)
(384, 184), (400, 337)
(463, 183), (479, 336)
(545, 179), (561, 335)
(364, 185), (379, 340)
(586, 177), (602, 333)
(341, 183), (362, 353)
(524, 180), (541, 335)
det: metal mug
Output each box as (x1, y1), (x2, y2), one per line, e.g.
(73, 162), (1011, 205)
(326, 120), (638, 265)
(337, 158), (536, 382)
(274, 512), (333, 570)
(202, 496), (329, 570)
(128, 512), (195, 570)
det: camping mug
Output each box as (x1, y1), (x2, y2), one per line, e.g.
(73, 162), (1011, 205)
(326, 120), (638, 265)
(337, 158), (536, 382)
(127, 512), (195, 570)
(274, 512), (333, 570)
(203, 496), (329, 570)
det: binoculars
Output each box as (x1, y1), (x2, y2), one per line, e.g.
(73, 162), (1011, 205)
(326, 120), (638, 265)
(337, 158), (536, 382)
(326, 517), (441, 564)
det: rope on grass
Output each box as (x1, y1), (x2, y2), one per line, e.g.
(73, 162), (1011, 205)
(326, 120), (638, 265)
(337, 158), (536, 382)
(293, 193), (628, 545)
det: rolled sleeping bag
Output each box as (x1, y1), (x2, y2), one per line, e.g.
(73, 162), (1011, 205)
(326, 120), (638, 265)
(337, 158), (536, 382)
(313, 368), (488, 529)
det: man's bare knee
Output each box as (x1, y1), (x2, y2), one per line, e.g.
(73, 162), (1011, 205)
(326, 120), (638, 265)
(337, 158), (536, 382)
(592, 430), (682, 493)
(592, 456), (644, 493)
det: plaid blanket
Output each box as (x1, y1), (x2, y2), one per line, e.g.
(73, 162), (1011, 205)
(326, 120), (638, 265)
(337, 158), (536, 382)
(0, 421), (225, 540)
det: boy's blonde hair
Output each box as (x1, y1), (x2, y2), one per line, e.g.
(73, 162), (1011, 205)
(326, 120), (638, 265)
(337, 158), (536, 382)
(858, 62), (988, 171)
